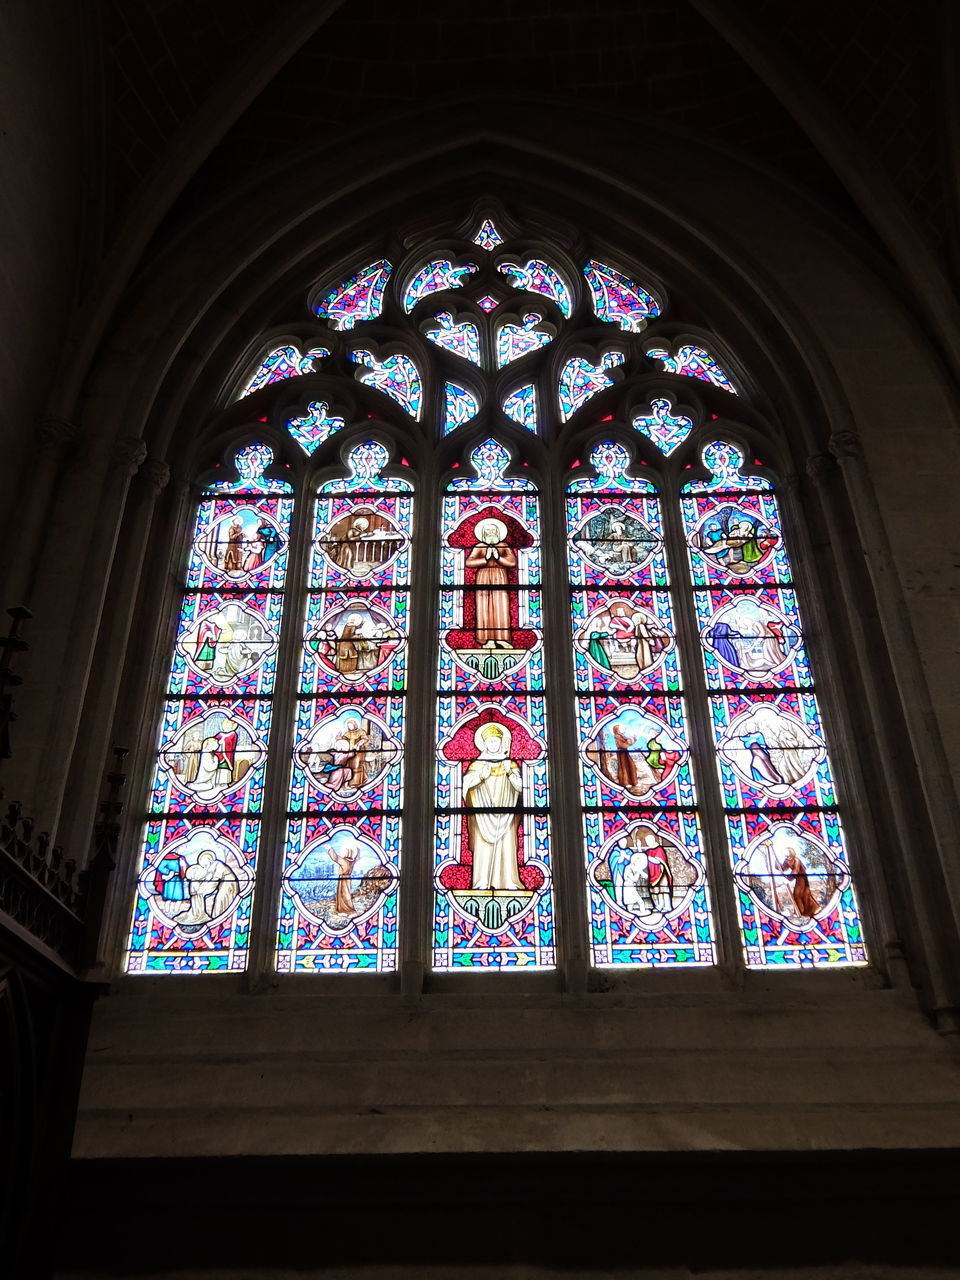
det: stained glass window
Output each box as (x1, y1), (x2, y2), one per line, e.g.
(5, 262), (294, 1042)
(633, 397), (694, 456)
(424, 312), (481, 366)
(443, 382), (481, 435)
(568, 442), (716, 967)
(403, 260), (477, 312)
(278, 442), (413, 972)
(130, 207), (873, 985)
(558, 352), (625, 421)
(473, 218), (504, 251)
(287, 401), (346, 456)
(350, 349), (423, 419)
(584, 260), (661, 332)
(125, 444), (294, 972)
(496, 314), (553, 367)
(315, 260), (391, 329)
(646, 343), (737, 394)
(502, 384), (538, 433)
(434, 439), (554, 969)
(498, 259), (572, 317)
(681, 441), (866, 967)
(238, 344), (329, 397)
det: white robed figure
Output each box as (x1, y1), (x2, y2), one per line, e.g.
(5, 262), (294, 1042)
(463, 723), (524, 892)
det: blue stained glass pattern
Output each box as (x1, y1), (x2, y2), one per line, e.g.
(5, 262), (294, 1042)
(646, 343), (737, 394)
(558, 352), (624, 422)
(125, 445), (295, 973)
(443, 382), (481, 436)
(502, 384), (537, 433)
(278, 443), (414, 972)
(496, 313), (553, 367)
(567, 445), (716, 967)
(475, 294), (501, 313)
(633, 398), (694, 456)
(315, 259), (391, 329)
(568, 441), (658, 496)
(684, 440), (769, 492)
(433, 451), (554, 969)
(680, 440), (866, 968)
(498, 259), (572, 317)
(473, 218), (505, 251)
(319, 440), (414, 495)
(208, 442), (293, 495)
(583, 260), (661, 332)
(424, 312), (481, 366)
(287, 401), (346, 455)
(350, 349), (422, 420)
(238, 344), (329, 398)
(449, 438), (536, 492)
(403, 260), (477, 312)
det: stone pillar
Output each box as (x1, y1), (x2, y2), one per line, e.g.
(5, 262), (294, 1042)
(823, 430), (960, 1026)
(13, 435), (147, 841)
(54, 455), (171, 868)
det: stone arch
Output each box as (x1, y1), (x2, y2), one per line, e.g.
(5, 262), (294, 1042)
(12, 108), (960, 1016)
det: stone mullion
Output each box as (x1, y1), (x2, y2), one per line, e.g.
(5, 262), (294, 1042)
(541, 458), (589, 992)
(660, 467), (744, 975)
(398, 451), (439, 996)
(245, 472), (313, 987)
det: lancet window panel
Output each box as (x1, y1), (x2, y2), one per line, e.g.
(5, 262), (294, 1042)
(680, 441), (867, 968)
(125, 445), (294, 973)
(433, 442), (554, 970)
(567, 442), (716, 968)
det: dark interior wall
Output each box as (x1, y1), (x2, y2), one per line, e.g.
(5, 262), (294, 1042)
(2, 6), (960, 1278)
(53, 1151), (960, 1277)
(0, 1), (85, 536)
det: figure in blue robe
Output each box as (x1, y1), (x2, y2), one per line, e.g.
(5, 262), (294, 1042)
(257, 521), (282, 564)
(707, 620), (740, 669)
(153, 852), (188, 902)
(607, 840), (632, 909)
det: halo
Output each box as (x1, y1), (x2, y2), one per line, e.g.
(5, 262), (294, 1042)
(477, 517), (508, 543)
(475, 722), (511, 752)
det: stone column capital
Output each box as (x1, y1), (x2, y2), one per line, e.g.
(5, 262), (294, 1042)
(110, 436), (148, 477)
(37, 418), (79, 454)
(138, 457), (171, 493)
(805, 452), (837, 484)
(829, 430), (863, 461)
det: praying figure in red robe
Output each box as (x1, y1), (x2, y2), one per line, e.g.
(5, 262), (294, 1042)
(465, 518), (516, 649)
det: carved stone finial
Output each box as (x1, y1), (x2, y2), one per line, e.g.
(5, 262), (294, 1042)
(806, 452), (837, 484)
(37, 418), (78, 454)
(111, 436), (148, 477)
(829, 430), (863, 461)
(139, 457), (171, 493)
